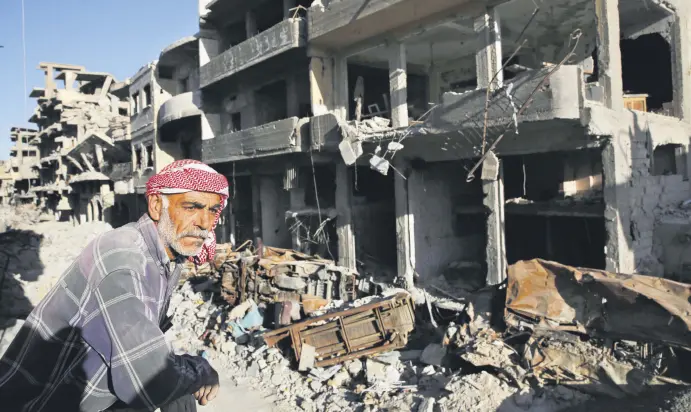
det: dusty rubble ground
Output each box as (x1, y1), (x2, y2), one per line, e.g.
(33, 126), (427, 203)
(2, 204), (691, 412)
(0, 205), (111, 355)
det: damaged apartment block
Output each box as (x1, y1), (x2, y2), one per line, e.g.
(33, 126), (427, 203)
(7, 63), (133, 225)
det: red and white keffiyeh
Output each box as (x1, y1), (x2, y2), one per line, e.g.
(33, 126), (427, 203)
(146, 159), (229, 264)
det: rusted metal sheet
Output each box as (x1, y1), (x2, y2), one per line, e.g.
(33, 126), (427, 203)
(506, 259), (691, 349)
(523, 332), (667, 398)
(262, 293), (415, 367)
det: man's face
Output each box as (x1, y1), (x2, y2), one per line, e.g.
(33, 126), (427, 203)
(148, 191), (223, 258)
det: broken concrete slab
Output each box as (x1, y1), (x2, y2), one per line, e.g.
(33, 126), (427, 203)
(420, 343), (447, 366)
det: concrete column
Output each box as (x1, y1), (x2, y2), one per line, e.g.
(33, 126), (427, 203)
(286, 163), (305, 251)
(336, 163), (356, 270)
(283, 0), (297, 18)
(334, 55), (349, 121)
(286, 73), (300, 118)
(595, 0), (623, 111)
(251, 174), (262, 242)
(474, 8), (503, 91)
(245, 11), (257, 38)
(63, 71), (78, 91)
(394, 157), (415, 289)
(671, 8), (691, 121)
(388, 42), (408, 127)
(242, 91), (258, 128)
(427, 67), (441, 104)
(308, 51), (335, 116)
(602, 138), (635, 273)
(482, 156), (507, 285)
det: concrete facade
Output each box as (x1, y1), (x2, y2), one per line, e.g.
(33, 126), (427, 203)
(5, 0), (691, 287)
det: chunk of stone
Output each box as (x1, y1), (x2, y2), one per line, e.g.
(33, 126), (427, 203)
(274, 274), (307, 290)
(346, 359), (363, 377)
(420, 343), (447, 366)
(418, 398), (435, 412)
(298, 344), (317, 371)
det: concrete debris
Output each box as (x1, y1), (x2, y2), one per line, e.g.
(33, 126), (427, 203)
(183, 243), (358, 309)
(369, 154), (390, 175)
(420, 343), (447, 366)
(160, 241), (691, 411)
(338, 138), (363, 165)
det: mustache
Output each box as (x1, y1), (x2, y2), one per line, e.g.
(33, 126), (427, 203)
(177, 229), (210, 240)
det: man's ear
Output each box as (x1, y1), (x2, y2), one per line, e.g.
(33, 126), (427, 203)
(148, 194), (163, 221)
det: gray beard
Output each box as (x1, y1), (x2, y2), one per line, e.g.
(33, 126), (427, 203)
(157, 206), (207, 257)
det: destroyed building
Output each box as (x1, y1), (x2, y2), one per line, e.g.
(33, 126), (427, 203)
(191, 0), (691, 287)
(0, 161), (12, 206)
(20, 62), (131, 223)
(7, 127), (40, 205)
(2, 0), (689, 284)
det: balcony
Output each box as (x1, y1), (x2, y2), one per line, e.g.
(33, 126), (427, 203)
(308, 0), (501, 50)
(131, 106), (155, 139)
(199, 18), (306, 89)
(315, 65), (589, 158)
(158, 91), (203, 128)
(202, 117), (309, 164)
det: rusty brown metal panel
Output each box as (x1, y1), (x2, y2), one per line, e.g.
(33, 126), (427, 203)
(262, 293), (416, 367)
(506, 259), (691, 349)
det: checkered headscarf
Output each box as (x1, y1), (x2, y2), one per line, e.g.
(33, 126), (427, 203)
(146, 159), (229, 264)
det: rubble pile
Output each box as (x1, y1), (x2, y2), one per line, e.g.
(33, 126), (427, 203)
(164, 243), (691, 411)
(0, 204), (41, 232)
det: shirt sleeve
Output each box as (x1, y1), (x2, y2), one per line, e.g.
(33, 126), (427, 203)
(81, 269), (215, 410)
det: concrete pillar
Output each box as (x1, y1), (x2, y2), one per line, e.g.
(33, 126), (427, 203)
(427, 67), (441, 104)
(671, 8), (691, 121)
(482, 157), (507, 285)
(286, 164), (305, 251)
(602, 138), (635, 273)
(283, 0), (297, 18)
(394, 158), (415, 289)
(336, 163), (356, 270)
(286, 73), (300, 118)
(388, 42), (408, 127)
(308, 51), (335, 116)
(474, 8), (503, 91)
(246, 11), (257, 38)
(63, 71), (78, 91)
(251, 174), (262, 242)
(334, 55), (349, 121)
(595, 0), (623, 111)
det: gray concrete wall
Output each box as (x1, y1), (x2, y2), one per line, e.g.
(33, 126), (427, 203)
(259, 175), (292, 248)
(591, 106), (691, 276)
(408, 162), (485, 280)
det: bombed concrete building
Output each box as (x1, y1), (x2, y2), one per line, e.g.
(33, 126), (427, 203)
(6, 127), (40, 205)
(191, 0), (691, 287)
(25, 62), (132, 224)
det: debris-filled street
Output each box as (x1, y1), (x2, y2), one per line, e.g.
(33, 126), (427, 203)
(102, 218), (689, 411)
(3, 0), (691, 410)
(3, 206), (691, 412)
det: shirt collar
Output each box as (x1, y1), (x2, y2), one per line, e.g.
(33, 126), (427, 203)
(136, 214), (185, 274)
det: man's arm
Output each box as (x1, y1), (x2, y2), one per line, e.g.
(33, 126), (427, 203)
(81, 269), (217, 410)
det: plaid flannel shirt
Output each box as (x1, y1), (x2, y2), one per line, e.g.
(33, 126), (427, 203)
(0, 214), (212, 412)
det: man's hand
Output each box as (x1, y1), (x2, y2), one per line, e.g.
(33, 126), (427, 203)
(194, 366), (220, 406)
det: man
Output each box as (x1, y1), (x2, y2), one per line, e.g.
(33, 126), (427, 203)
(0, 160), (229, 412)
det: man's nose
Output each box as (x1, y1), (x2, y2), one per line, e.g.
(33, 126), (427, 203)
(196, 209), (213, 231)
